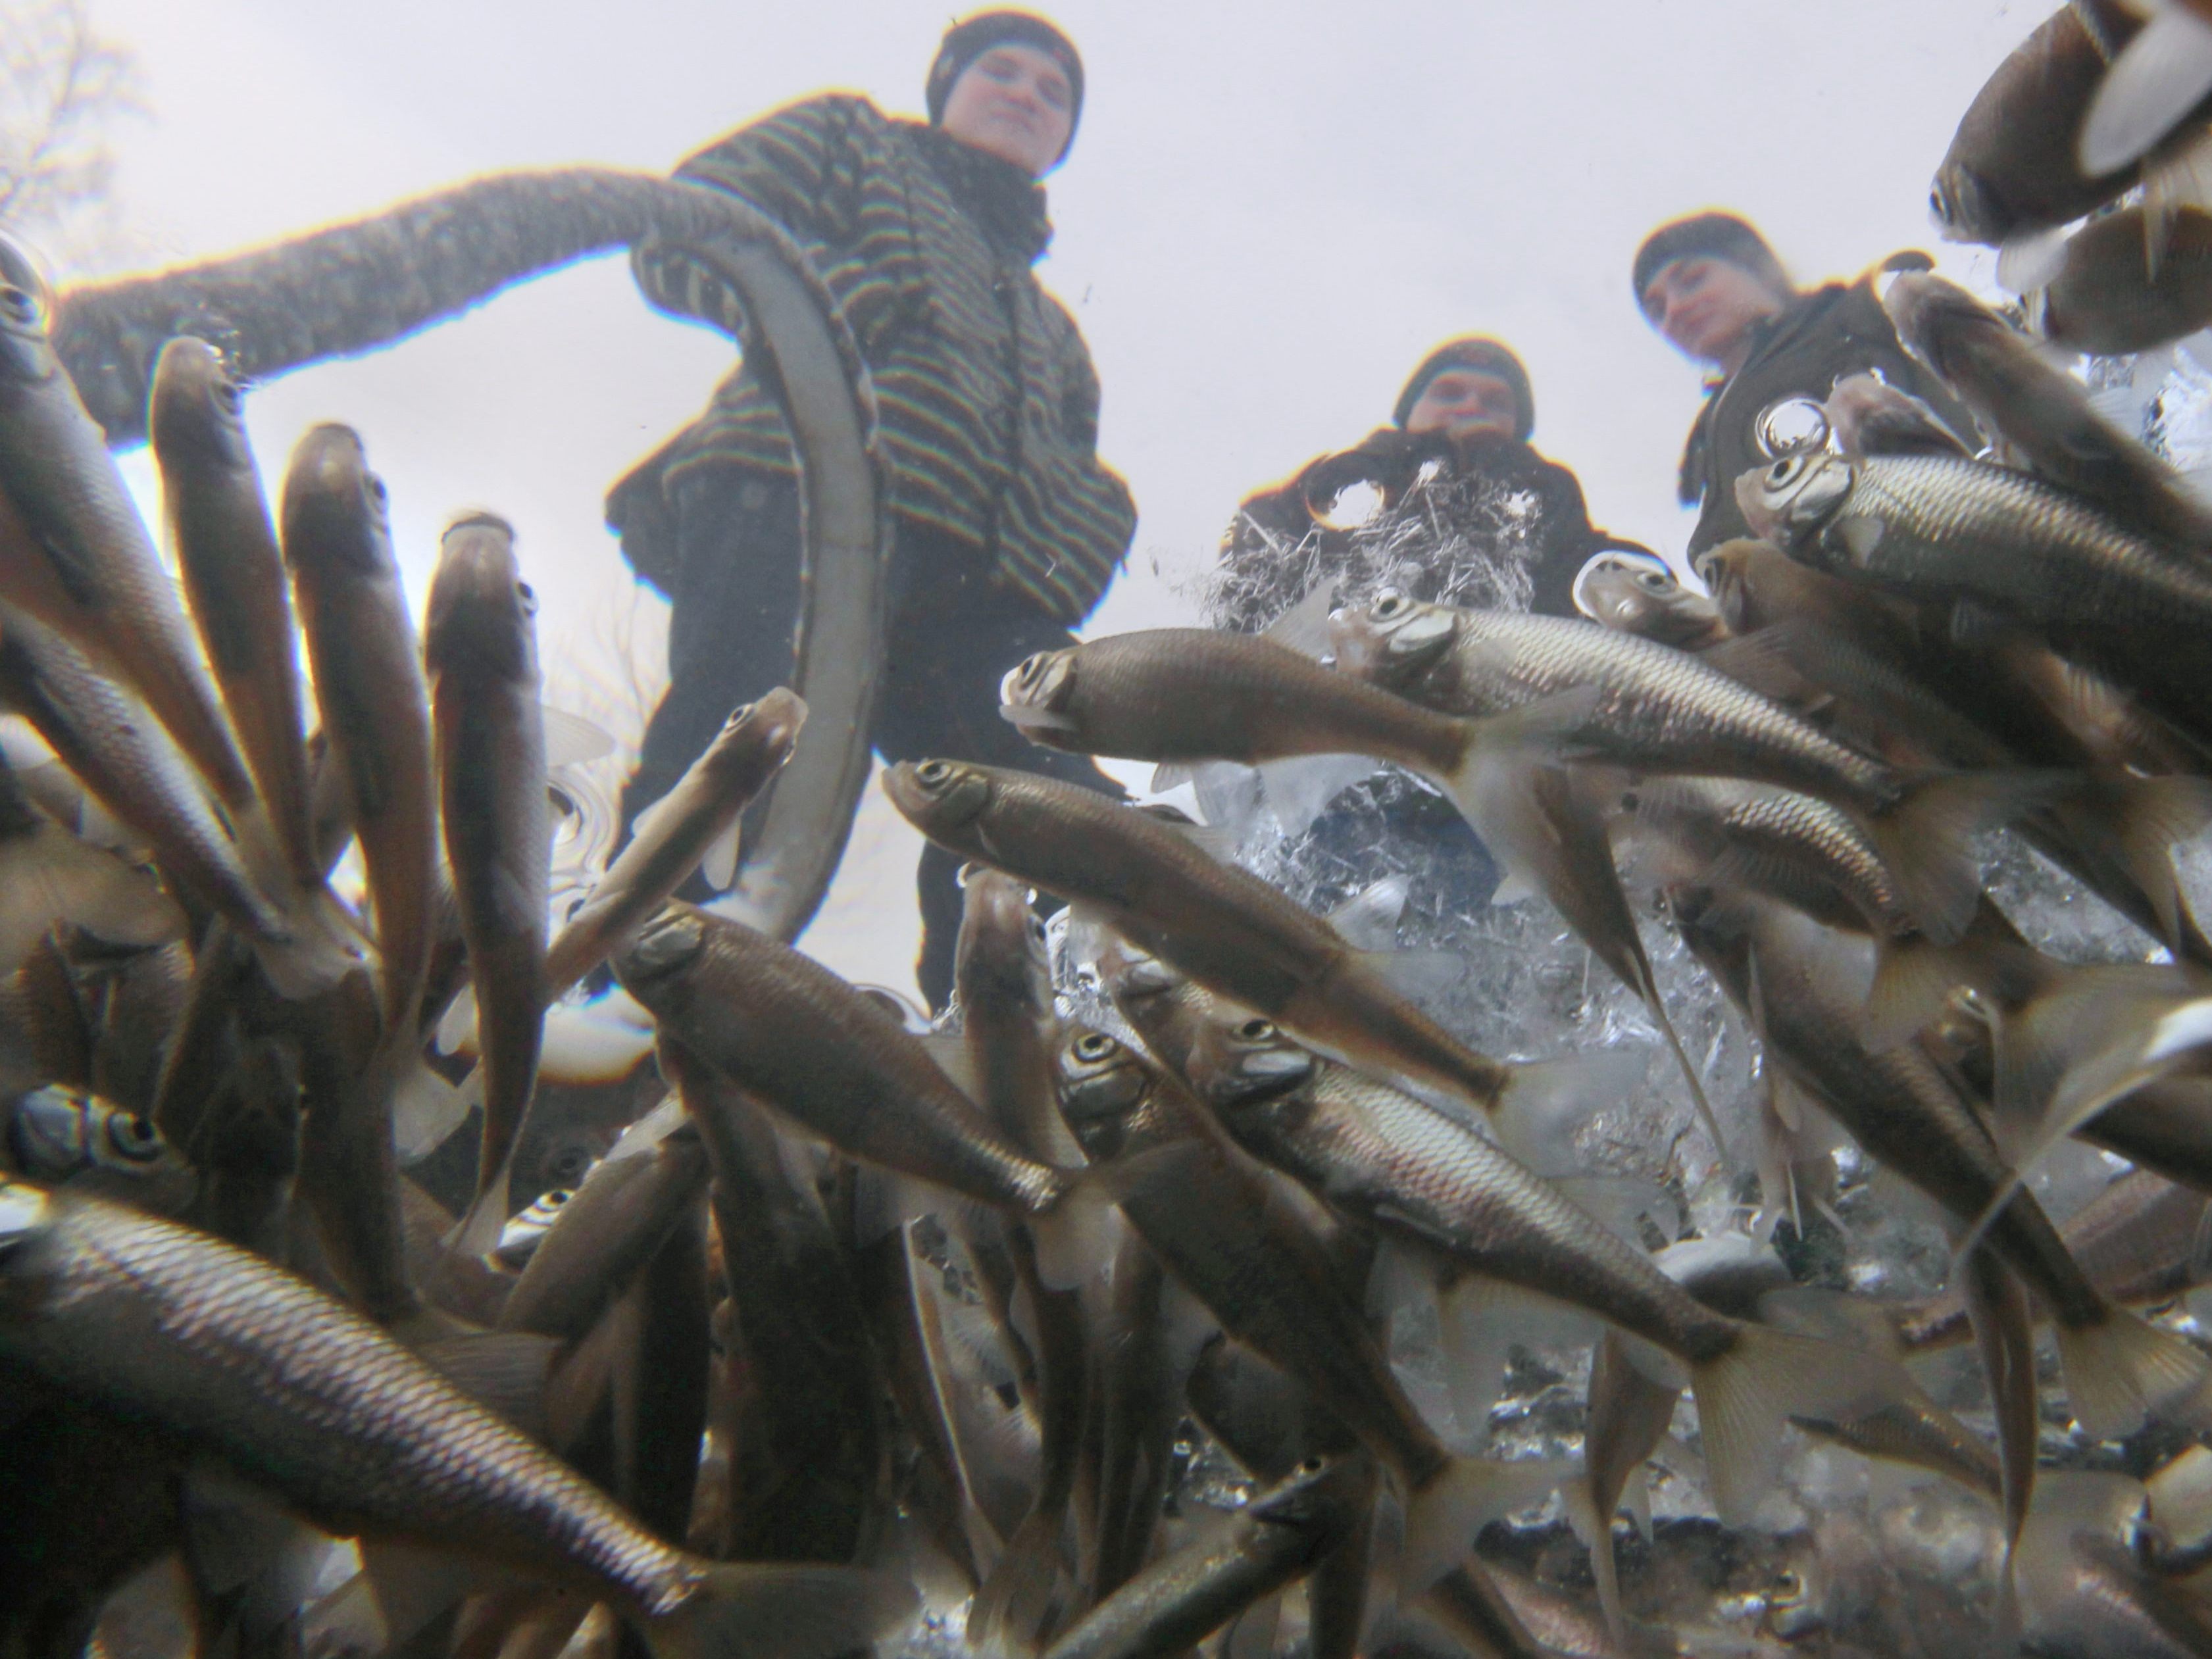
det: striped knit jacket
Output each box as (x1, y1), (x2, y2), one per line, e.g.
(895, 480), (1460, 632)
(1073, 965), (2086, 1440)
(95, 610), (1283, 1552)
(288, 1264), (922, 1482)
(615, 93), (1136, 624)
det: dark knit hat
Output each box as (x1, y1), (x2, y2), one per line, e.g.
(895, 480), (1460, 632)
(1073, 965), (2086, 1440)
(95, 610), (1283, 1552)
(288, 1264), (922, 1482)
(1392, 337), (1535, 441)
(1632, 212), (1792, 309)
(926, 12), (1086, 165)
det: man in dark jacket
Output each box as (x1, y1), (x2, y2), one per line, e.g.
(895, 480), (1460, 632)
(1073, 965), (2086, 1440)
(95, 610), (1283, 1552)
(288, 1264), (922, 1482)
(1211, 337), (1649, 631)
(609, 11), (1136, 1008)
(1633, 211), (1974, 555)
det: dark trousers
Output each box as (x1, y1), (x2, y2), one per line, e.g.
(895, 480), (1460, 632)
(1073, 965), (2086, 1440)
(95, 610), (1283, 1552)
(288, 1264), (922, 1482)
(621, 466), (1122, 1010)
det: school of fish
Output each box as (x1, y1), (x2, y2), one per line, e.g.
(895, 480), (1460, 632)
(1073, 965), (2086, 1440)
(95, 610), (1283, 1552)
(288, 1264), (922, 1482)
(17, 6), (2212, 1656)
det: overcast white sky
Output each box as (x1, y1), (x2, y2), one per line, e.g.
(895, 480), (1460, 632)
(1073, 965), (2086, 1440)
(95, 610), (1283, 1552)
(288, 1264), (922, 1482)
(78, 0), (2028, 997)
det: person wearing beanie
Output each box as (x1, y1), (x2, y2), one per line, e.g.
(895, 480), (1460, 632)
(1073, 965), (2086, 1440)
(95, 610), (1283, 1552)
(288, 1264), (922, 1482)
(1632, 210), (1973, 553)
(1210, 335), (1651, 632)
(603, 12), (1132, 1011)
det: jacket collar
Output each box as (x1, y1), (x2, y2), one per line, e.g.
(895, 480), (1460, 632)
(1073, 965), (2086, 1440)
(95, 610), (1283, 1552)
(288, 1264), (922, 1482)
(909, 122), (1055, 263)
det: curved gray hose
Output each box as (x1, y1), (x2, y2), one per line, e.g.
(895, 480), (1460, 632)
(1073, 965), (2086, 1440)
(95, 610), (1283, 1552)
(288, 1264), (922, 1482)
(51, 168), (892, 945)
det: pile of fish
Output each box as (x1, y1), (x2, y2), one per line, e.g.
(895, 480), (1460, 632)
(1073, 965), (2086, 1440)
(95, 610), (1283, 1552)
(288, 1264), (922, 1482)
(20, 5), (2212, 1657)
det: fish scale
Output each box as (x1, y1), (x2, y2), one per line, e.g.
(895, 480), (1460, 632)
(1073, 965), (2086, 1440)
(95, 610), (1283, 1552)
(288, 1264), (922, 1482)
(1782, 451), (2212, 632)
(1188, 1026), (1741, 1366)
(0, 1187), (697, 1611)
(1338, 600), (1901, 814)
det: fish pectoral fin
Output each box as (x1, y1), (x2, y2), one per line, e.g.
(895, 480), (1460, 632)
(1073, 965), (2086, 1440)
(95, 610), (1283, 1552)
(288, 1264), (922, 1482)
(643, 1565), (920, 1659)
(700, 817), (742, 891)
(1834, 514), (1887, 565)
(999, 701), (1078, 733)
(435, 983), (480, 1057)
(1257, 753), (1378, 837)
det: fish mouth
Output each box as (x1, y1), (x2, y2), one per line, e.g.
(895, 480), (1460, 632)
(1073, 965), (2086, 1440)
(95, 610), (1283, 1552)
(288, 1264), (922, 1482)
(999, 650), (1076, 719)
(884, 759), (992, 829)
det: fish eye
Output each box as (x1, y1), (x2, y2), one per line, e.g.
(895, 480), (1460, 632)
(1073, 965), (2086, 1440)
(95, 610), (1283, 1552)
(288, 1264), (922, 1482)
(105, 1114), (163, 1163)
(516, 581), (538, 616)
(917, 760), (953, 787)
(0, 286), (38, 326)
(1636, 569), (1670, 591)
(1373, 593), (1406, 618)
(1237, 1018), (1274, 1041)
(1073, 1031), (1117, 1061)
(368, 476), (389, 507)
(727, 701), (755, 725)
(545, 1188), (572, 1207)
(1768, 456), (1799, 485)
(1015, 653), (1048, 687)
(1300, 1456), (1324, 1473)
(213, 378), (242, 415)
(1028, 917), (1047, 943)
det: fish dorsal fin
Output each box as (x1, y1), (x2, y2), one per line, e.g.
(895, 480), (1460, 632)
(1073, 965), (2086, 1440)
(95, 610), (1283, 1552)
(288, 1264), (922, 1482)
(1327, 876), (1409, 950)
(1261, 581), (1340, 660)
(540, 705), (615, 768)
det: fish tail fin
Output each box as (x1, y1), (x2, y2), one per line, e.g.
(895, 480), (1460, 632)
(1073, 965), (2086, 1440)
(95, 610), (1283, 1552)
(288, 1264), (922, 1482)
(446, 1144), (513, 1262)
(1561, 1479), (1627, 1651)
(1401, 1454), (1566, 1594)
(2107, 774), (2212, 953)
(2051, 1305), (2212, 1442)
(1867, 771), (2056, 946)
(967, 1502), (1063, 1657)
(1962, 1245), (2040, 1562)
(641, 1564), (919, 1659)
(1864, 921), (2043, 1053)
(1688, 1324), (1907, 1528)
(1030, 1165), (1121, 1292)
(1434, 687), (1604, 835)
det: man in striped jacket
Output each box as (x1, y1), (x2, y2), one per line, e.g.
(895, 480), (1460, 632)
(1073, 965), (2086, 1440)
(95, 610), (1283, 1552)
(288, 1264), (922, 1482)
(608, 11), (1135, 1006)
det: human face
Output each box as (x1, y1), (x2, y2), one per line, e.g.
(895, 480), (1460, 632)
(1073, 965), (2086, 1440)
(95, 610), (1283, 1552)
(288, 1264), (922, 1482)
(940, 43), (1076, 178)
(1641, 257), (1787, 369)
(1404, 369), (1521, 443)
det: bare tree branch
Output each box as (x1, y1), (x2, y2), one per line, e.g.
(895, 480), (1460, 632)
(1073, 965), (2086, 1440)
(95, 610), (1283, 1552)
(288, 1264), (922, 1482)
(0, 0), (142, 268)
